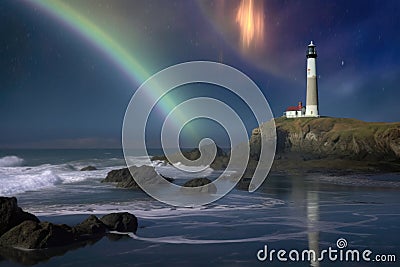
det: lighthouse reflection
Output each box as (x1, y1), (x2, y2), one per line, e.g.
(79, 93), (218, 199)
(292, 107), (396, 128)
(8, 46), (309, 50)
(257, 176), (321, 266)
(307, 191), (320, 267)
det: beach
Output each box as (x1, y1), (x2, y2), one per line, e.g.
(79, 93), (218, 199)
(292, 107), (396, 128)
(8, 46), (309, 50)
(0, 149), (398, 266)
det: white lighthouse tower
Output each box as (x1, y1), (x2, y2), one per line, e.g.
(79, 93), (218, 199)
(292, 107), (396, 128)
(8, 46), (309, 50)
(305, 41), (319, 117)
(283, 41), (321, 119)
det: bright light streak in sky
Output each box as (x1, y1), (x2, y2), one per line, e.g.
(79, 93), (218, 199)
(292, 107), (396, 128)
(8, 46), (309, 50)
(236, 0), (265, 49)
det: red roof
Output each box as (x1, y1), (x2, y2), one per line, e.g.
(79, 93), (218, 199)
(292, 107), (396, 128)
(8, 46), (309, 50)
(286, 106), (302, 111)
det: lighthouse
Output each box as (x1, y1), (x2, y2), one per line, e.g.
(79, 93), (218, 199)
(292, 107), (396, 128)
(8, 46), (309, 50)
(305, 41), (319, 117)
(283, 41), (321, 118)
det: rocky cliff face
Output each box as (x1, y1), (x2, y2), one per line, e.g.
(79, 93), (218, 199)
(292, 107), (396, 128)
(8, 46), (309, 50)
(250, 117), (400, 162)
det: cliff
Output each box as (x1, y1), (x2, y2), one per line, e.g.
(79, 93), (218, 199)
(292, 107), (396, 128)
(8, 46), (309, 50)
(249, 117), (400, 174)
(151, 117), (400, 175)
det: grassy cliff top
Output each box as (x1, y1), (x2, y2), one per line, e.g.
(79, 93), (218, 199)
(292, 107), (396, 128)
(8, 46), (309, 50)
(273, 116), (400, 137)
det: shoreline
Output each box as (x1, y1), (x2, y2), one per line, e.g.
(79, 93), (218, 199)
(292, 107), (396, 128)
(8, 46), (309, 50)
(1, 171), (400, 266)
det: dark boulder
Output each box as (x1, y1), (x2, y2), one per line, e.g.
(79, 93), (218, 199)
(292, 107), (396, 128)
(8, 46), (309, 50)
(100, 212), (138, 233)
(102, 167), (138, 189)
(151, 145), (229, 170)
(0, 196), (139, 253)
(183, 177), (212, 187)
(73, 215), (107, 239)
(102, 167), (132, 183)
(180, 145), (227, 160)
(182, 178), (217, 193)
(0, 221), (74, 249)
(102, 166), (174, 189)
(0, 197), (39, 237)
(80, 166), (97, 171)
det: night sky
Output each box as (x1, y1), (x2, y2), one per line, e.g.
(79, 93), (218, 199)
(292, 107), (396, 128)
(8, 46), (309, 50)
(1, 0), (399, 148)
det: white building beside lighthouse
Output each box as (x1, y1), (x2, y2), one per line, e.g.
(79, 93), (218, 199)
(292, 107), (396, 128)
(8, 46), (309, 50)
(284, 41), (320, 118)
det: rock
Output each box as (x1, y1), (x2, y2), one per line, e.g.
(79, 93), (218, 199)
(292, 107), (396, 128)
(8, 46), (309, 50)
(80, 166), (97, 171)
(183, 177), (212, 187)
(151, 146), (230, 170)
(210, 156), (229, 170)
(73, 215), (107, 239)
(180, 145), (227, 160)
(0, 197), (139, 257)
(103, 167), (133, 183)
(0, 197), (39, 237)
(182, 178), (217, 193)
(102, 167), (140, 189)
(0, 221), (75, 249)
(102, 166), (174, 189)
(100, 212), (138, 233)
(0, 213), (137, 250)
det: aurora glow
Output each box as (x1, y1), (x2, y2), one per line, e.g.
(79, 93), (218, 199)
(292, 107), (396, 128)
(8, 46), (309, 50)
(27, 0), (148, 85)
(236, 0), (264, 49)
(26, 0), (188, 128)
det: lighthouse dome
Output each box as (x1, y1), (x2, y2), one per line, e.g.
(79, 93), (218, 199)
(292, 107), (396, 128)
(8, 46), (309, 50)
(307, 41), (317, 58)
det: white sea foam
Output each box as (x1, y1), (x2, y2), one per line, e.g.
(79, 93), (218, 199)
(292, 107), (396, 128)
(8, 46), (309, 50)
(0, 160), (119, 196)
(0, 155), (24, 167)
(128, 232), (300, 244)
(155, 164), (214, 180)
(0, 169), (62, 195)
(24, 194), (285, 217)
(0, 154), (219, 196)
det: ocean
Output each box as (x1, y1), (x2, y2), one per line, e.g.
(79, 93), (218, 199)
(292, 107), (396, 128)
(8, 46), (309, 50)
(0, 149), (398, 266)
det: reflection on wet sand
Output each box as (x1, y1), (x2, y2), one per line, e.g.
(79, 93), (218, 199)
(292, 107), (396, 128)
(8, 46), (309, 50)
(307, 191), (319, 267)
(0, 234), (129, 266)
